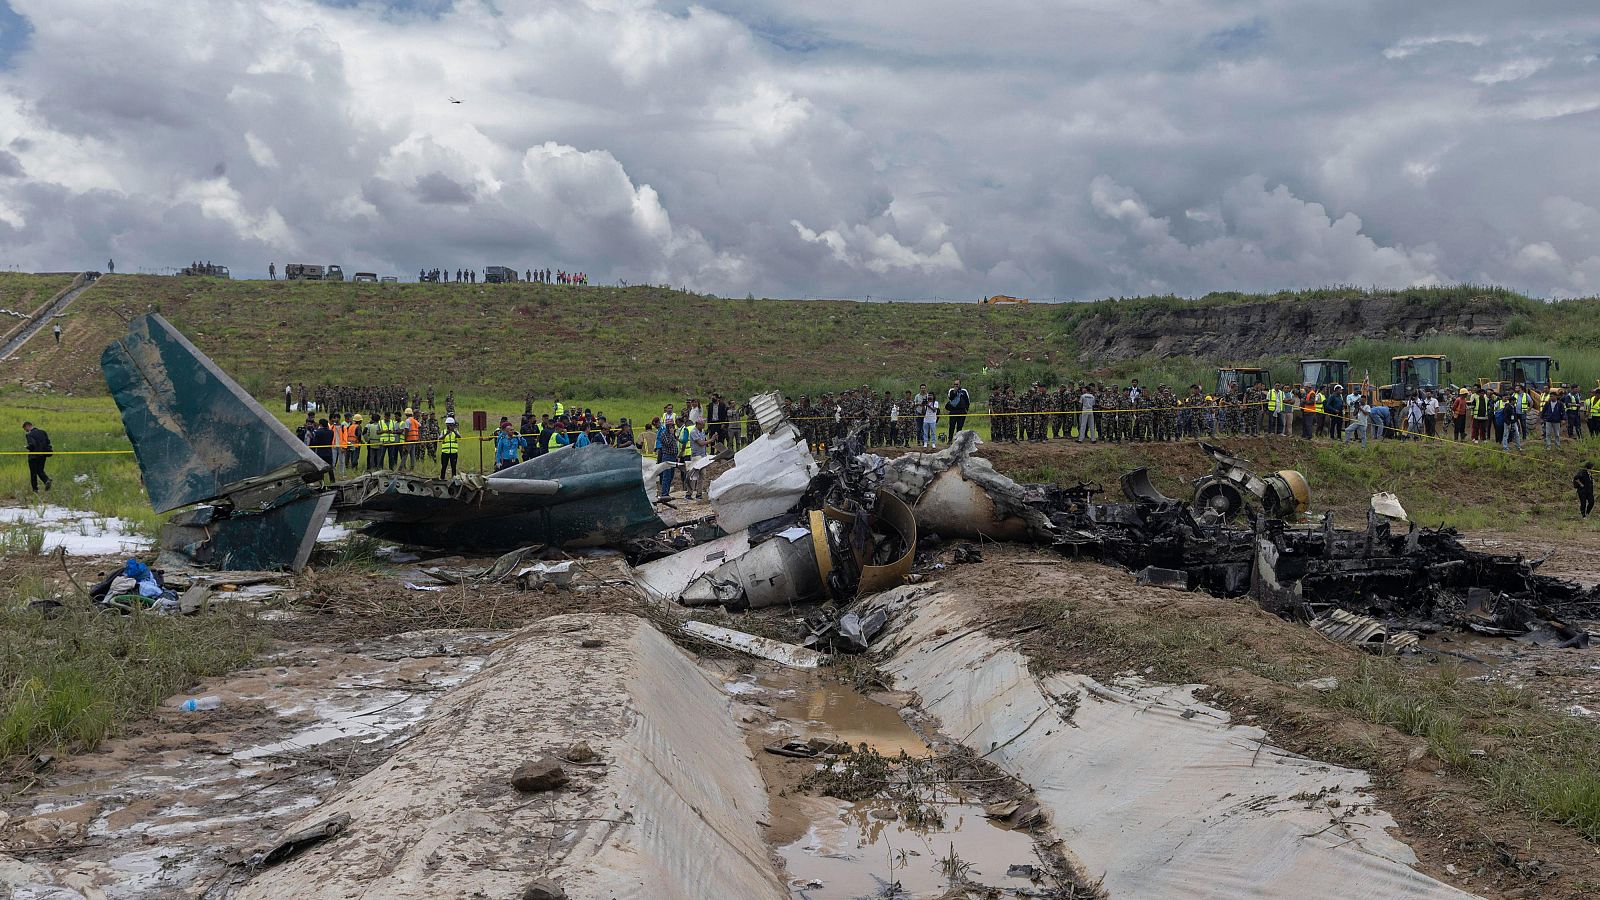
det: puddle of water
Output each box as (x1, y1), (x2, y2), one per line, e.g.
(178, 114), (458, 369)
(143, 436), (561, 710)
(729, 667), (1049, 898)
(0, 504), (151, 555)
(751, 671), (930, 758)
(779, 799), (1041, 899)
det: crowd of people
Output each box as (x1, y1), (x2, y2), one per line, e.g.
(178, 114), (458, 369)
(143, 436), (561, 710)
(414, 267), (589, 284)
(17, 372), (1600, 517)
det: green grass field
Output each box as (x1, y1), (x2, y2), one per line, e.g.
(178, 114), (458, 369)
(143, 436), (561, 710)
(7, 274), (1055, 401)
(5, 273), (1598, 540)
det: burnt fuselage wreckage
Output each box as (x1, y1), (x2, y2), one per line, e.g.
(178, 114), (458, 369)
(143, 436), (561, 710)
(1041, 443), (1598, 647)
(105, 314), (1594, 650)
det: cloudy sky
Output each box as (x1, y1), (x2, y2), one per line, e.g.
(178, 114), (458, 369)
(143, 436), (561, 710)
(0, 1), (1597, 299)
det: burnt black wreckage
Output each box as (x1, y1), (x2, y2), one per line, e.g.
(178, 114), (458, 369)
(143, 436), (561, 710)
(104, 314), (1594, 649)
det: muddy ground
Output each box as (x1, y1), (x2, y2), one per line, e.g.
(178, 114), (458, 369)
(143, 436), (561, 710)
(952, 546), (1598, 899)
(2, 440), (1598, 898)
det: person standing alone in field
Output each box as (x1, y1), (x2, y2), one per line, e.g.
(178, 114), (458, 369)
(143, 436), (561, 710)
(22, 422), (52, 491)
(52, 323), (61, 346)
(1575, 462), (1595, 519)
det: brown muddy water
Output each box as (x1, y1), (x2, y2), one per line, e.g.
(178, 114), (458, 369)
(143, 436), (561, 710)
(721, 666), (1059, 899)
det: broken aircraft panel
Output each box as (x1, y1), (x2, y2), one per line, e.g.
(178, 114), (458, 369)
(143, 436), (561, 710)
(101, 314), (664, 571)
(707, 394), (818, 533)
(159, 490), (334, 574)
(333, 447), (665, 551)
(102, 313), (327, 513)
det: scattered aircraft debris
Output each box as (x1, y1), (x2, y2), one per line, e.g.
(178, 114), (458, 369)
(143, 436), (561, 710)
(681, 621), (825, 668)
(98, 318), (1597, 655)
(103, 315), (662, 570)
(103, 314), (333, 572)
(1310, 609), (1420, 653)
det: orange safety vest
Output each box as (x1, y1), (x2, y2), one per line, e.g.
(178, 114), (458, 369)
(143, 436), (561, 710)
(332, 424), (347, 449)
(404, 417), (421, 442)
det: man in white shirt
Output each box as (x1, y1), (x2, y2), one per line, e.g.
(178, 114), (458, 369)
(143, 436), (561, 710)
(1343, 397), (1371, 447)
(685, 422), (709, 499)
(1078, 387), (1098, 443)
(1424, 391), (1441, 437)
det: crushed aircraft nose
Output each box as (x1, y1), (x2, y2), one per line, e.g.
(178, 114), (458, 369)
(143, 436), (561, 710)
(103, 314), (332, 572)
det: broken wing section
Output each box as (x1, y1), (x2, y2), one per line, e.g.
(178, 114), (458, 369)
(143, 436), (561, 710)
(102, 313), (326, 513)
(708, 392), (818, 533)
(341, 446), (664, 550)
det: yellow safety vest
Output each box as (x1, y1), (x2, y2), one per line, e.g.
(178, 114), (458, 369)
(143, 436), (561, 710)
(554, 402), (565, 417)
(439, 431), (460, 454)
(1313, 392), (1326, 413)
(1587, 396), (1600, 417)
(379, 421), (398, 444)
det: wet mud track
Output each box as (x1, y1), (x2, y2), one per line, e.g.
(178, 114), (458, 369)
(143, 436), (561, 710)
(0, 629), (497, 898)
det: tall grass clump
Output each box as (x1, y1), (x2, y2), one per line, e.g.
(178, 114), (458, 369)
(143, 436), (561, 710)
(0, 601), (264, 763)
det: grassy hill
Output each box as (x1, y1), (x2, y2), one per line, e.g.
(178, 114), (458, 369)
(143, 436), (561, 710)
(5, 275), (1057, 401)
(0, 273), (78, 345)
(11, 276), (1600, 404)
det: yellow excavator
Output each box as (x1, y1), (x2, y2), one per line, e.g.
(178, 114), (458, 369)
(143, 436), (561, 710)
(1364, 354), (1450, 408)
(1478, 355), (1560, 403)
(982, 295), (1031, 305)
(1216, 366), (1270, 396)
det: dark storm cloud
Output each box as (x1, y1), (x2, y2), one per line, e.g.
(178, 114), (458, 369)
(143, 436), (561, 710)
(413, 170), (474, 205)
(1, 0), (1597, 296)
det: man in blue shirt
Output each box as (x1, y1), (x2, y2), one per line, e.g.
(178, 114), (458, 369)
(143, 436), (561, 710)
(655, 419), (680, 499)
(494, 421), (526, 471)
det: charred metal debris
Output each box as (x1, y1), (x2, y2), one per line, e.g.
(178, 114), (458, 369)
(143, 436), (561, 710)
(1032, 443), (1597, 648)
(102, 315), (1593, 651)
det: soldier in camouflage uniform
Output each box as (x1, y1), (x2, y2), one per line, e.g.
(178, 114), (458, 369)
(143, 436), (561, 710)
(987, 387), (1003, 442)
(1036, 384), (1051, 441)
(423, 413), (440, 460)
(795, 396), (815, 451)
(1002, 385), (1019, 442)
(742, 401), (759, 446)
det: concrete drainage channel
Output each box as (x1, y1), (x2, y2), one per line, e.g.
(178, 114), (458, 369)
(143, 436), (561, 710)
(219, 609), (1091, 900)
(210, 586), (1474, 898)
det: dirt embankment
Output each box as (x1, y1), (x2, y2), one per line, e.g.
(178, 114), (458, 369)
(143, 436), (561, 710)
(932, 546), (1600, 899)
(1071, 294), (1514, 363)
